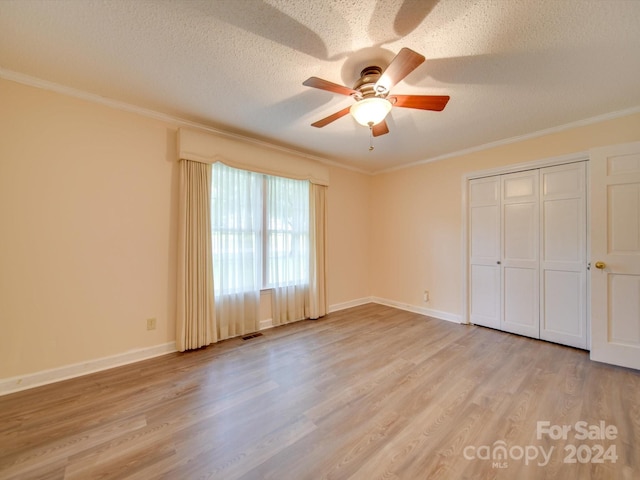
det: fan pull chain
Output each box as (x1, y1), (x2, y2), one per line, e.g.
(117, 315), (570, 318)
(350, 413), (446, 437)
(368, 122), (374, 151)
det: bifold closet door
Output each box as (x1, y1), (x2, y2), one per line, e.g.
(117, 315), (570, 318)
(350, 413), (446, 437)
(469, 177), (501, 329)
(500, 170), (540, 338)
(468, 163), (587, 347)
(539, 163), (587, 349)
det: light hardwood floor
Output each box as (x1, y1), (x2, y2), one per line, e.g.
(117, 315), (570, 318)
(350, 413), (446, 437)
(1, 303), (638, 479)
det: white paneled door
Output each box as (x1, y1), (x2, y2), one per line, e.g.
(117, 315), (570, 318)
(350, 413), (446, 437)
(539, 163), (587, 349)
(468, 162), (587, 349)
(469, 177), (501, 329)
(590, 142), (640, 370)
(501, 170), (540, 338)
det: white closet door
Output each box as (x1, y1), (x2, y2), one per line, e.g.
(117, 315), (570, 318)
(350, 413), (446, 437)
(501, 170), (540, 338)
(539, 163), (587, 348)
(469, 177), (501, 329)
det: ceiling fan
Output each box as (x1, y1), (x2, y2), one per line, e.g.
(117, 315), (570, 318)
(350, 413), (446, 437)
(303, 48), (450, 137)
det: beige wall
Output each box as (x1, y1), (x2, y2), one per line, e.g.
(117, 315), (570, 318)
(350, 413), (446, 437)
(370, 111), (640, 319)
(326, 165), (372, 307)
(0, 79), (180, 378)
(0, 79), (372, 379)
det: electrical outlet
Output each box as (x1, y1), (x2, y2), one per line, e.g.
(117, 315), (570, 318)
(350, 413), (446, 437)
(423, 290), (429, 302)
(146, 318), (157, 330)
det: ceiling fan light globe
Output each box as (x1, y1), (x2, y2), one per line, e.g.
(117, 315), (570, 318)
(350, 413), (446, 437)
(350, 97), (392, 126)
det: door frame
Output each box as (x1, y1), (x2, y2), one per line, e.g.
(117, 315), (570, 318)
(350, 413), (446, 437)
(461, 151), (590, 344)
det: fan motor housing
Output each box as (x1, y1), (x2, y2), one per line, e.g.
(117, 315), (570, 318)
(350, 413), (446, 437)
(353, 66), (384, 100)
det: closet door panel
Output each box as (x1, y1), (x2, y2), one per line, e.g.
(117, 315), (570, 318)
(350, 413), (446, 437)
(503, 266), (538, 332)
(543, 198), (581, 262)
(540, 163), (587, 348)
(470, 265), (500, 329)
(501, 170), (540, 338)
(504, 203), (537, 261)
(471, 204), (499, 260)
(543, 270), (582, 336)
(469, 177), (501, 328)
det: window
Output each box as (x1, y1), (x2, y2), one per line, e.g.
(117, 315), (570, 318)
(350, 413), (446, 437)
(211, 162), (309, 295)
(265, 174), (309, 287)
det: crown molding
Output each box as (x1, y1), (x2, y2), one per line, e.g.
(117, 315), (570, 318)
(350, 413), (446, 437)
(0, 67), (372, 176)
(375, 105), (640, 175)
(4, 67), (636, 178)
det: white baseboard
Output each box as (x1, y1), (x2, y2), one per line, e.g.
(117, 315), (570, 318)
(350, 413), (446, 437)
(1, 299), (459, 396)
(328, 297), (374, 313)
(328, 296), (461, 324)
(0, 342), (177, 396)
(371, 297), (462, 324)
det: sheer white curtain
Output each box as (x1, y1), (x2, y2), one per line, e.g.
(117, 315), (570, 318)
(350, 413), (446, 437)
(210, 162), (326, 335)
(268, 176), (310, 325)
(211, 163), (262, 339)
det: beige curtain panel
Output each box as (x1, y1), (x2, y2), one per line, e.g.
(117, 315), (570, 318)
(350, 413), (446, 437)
(176, 159), (217, 351)
(309, 183), (328, 319)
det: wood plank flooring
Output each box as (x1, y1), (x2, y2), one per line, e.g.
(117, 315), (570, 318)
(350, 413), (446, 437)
(1, 303), (638, 479)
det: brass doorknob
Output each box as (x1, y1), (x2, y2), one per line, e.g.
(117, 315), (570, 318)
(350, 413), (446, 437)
(595, 261), (606, 269)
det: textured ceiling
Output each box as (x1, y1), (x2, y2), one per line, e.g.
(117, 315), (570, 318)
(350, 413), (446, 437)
(1, 0), (639, 173)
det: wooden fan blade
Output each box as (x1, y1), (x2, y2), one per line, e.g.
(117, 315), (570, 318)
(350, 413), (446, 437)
(390, 95), (450, 111)
(375, 48), (425, 93)
(311, 106), (352, 128)
(372, 120), (389, 137)
(303, 77), (357, 96)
